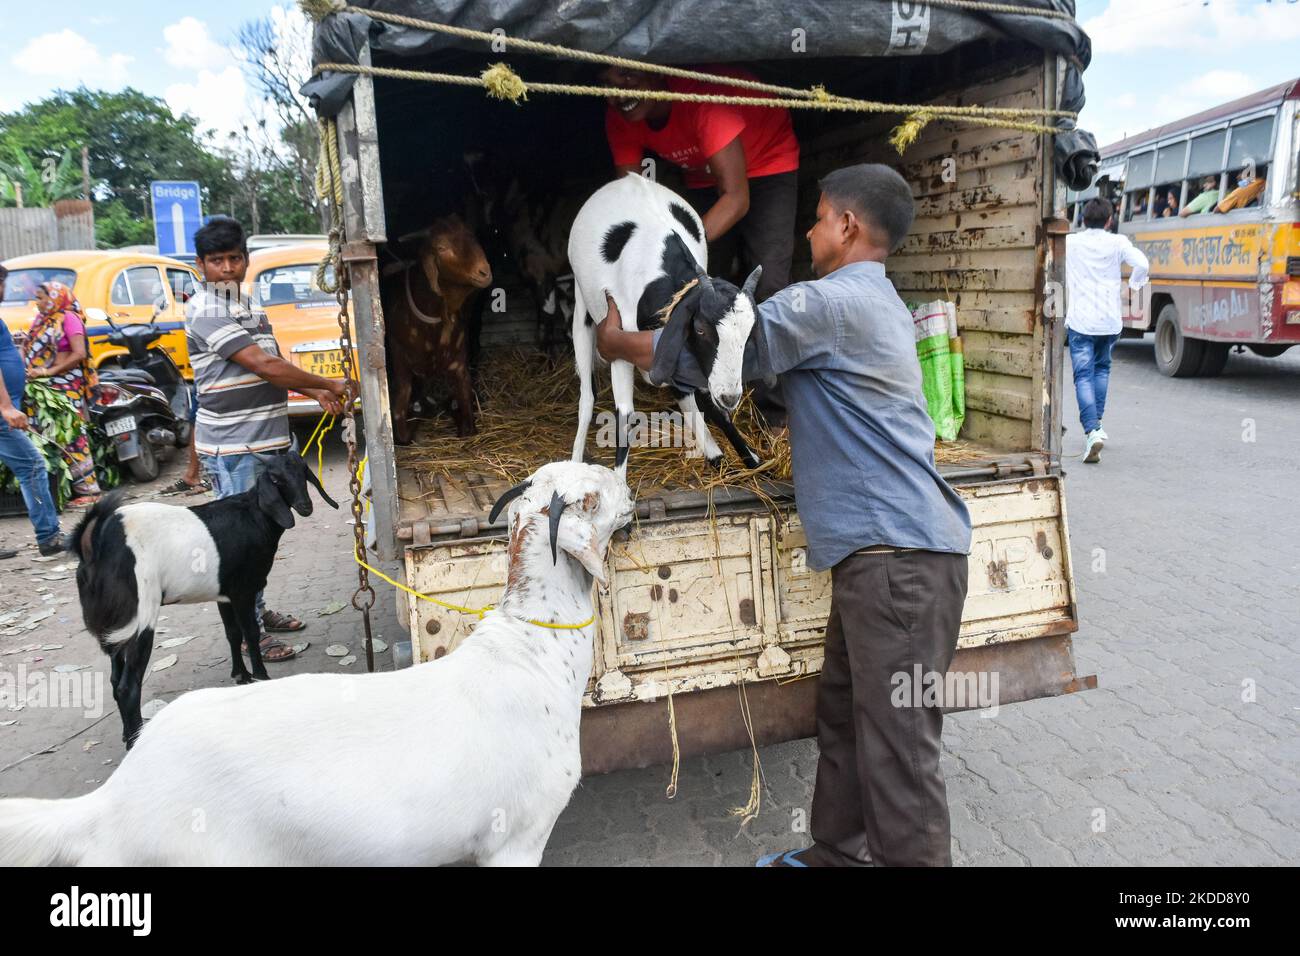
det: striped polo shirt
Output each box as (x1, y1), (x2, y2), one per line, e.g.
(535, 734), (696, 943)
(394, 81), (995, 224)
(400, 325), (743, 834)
(186, 285), (290, 457)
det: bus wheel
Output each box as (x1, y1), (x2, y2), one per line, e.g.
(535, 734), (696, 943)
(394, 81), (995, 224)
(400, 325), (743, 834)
(1247, 344), (1291, 358)
(1198, 342), (1230, 377)
(1155, 304), (1205, 377)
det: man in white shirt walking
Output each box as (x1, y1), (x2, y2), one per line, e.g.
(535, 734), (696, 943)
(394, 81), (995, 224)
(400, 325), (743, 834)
(1065, 198), (1149, 463)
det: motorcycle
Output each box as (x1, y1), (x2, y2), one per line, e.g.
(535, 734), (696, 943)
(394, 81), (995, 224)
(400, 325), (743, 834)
(85, 309), (194, 483)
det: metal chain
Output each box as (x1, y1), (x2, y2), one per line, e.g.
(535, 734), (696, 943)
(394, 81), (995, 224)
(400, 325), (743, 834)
(319, 116), (378, 672)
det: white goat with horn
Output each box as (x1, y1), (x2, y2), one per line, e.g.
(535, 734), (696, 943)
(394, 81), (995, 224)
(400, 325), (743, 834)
(0, 462), (634, 867)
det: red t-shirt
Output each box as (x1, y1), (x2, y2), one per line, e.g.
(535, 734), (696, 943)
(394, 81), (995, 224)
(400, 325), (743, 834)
(605, 67), (800, 189)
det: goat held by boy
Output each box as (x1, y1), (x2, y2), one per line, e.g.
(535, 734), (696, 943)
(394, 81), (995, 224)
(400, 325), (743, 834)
(68, 450), (337, 748)
(0, 462), (633, 866)
(569, 173), (763, 475)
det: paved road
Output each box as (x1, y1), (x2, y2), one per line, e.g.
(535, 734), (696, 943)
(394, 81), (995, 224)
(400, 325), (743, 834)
(2, 341), (1297, 865)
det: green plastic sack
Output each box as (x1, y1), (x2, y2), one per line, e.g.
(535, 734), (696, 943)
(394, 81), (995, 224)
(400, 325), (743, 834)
(911, 301), (965, 442)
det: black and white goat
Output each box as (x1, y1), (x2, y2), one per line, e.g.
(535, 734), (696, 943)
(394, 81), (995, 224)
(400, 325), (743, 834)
(569, 173), (762, 474)
(0, 462), (633, 866)
(69, 450), (337, 748)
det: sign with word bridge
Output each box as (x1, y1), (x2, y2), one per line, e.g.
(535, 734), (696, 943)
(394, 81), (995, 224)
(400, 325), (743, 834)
(150, 181), (203, 258)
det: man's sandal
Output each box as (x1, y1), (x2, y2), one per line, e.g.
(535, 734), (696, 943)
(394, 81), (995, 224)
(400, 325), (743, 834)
(262, 610), (307, 633)
(241, 633), (299, 662)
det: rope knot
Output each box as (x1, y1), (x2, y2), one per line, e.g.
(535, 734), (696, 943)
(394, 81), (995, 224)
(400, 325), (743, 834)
(810, 84), (832, 103)
(481, 62), (528, 103)
(299, 0), (347, 22)
(889, 112), (933, 155)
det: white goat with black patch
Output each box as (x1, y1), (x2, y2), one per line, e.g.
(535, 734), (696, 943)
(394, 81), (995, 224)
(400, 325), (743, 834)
(0, 462), (634, 867)
(68, 450), (336, 749)
(569, 173), (762, 474)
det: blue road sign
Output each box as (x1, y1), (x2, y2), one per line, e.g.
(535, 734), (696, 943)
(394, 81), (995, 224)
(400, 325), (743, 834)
(150, 181), (203, 258)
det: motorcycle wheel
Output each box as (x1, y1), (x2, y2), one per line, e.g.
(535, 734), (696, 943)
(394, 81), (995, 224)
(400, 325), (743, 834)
(126, 433), (160, 482)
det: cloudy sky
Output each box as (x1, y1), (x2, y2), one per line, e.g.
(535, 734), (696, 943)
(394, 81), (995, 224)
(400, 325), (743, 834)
(2, 1), (1297, 151)
(1, 1), (308, 144)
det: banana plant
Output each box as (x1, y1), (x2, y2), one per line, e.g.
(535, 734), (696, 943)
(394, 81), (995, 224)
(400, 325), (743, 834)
(0, 147), (83, 208)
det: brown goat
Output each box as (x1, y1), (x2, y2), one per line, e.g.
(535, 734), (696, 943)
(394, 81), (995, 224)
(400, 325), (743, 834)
(383, 215), (492, 443)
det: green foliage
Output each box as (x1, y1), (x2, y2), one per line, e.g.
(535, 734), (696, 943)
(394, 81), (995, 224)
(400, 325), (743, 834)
(0, 381), (119, 507)
(0, 85), (320, 246)
(0, 146), (83, 207)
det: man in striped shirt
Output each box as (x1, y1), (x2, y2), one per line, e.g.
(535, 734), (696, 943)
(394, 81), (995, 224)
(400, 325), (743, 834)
(187, 217), (350, 661)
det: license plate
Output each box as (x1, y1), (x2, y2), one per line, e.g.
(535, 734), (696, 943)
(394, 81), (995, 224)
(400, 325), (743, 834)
(105, 416), (136, 437)
(303, 349), (343, 378)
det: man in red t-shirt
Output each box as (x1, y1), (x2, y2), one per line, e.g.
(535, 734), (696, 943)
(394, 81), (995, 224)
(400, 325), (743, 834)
(603, 64), (799, 422)
(603, 65), (800, 304)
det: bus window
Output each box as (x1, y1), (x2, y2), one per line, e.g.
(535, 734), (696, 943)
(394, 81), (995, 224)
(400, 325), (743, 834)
(1124, 151), (1155, 221)
(1153, 141), (1187, 218)
(1220, 115), (1274, 209)
(1227, 116), (1273, 173)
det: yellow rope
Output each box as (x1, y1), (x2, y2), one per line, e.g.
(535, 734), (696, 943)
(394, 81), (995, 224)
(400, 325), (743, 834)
(353, 554), (596, 630)
(303, 410), (335, 478)
(314, 117), (345, 294)
(664, 668), (680, 800)
(311, 61), (1063, 151)
(926, 0), (1075, 19)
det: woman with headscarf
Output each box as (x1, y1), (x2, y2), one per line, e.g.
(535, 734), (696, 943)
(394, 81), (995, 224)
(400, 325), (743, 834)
(22, 281), (101, 505)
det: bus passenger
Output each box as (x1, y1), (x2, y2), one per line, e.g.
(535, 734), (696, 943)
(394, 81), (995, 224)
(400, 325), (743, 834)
(1179, 176), (1220, 217)
(1216, 166), (1266, 212)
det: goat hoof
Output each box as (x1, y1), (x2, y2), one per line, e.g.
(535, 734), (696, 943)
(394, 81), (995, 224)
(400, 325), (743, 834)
(234, 672), (254, 685)
(251, 671), (271, 682)
(705, 455), (725, 471)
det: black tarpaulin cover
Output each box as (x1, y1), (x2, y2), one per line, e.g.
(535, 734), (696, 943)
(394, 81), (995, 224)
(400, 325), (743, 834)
(302, 0), (1098, 188)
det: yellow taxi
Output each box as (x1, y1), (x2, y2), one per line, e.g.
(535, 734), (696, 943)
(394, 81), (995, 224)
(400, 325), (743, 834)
(244, 242), (356, 417)
(1, 250), (201, 379)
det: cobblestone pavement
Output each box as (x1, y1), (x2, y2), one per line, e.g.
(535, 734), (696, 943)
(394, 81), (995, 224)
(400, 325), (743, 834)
(2, 342), (1297, 865)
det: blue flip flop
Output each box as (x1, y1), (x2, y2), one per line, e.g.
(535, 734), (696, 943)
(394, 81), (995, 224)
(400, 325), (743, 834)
(755, 848), (810, 867)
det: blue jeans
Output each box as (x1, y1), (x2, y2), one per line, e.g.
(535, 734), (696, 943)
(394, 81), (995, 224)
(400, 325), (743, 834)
(200, 452), (267, 620)
(1067, 329), (1119, 434)
(0, 418), (60, 544)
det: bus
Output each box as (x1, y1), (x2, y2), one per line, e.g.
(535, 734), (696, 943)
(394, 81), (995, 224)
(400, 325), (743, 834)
(1066, 77), (1300, 377)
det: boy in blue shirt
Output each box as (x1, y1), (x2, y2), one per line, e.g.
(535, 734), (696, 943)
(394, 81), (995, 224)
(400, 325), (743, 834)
(597, 164), (971, 866)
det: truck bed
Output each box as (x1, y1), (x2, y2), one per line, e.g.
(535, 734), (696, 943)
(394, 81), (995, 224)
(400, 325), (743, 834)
(394, 440), (1049, 545)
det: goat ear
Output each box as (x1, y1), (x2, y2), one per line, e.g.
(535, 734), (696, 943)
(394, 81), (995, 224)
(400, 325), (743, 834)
(741, 265), (762, 300)
(258, 473), (296, 530)
(554, 512), (609, 587)
(421, 252), (442, 295)
(305, 466), (338, 509)
(489, 479), (531, 524)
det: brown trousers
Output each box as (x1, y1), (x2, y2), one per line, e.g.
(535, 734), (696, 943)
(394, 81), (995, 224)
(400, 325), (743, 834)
(809, 549), (969, 866)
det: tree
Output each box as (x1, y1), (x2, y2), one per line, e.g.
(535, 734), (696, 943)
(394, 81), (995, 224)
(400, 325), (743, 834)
(0, 147), (83, 207)
(232, 9), (325, 229)
(0, 88), (237, 247)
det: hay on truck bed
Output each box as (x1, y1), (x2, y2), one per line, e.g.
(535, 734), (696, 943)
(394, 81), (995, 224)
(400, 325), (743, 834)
(396, 348), (986, 521)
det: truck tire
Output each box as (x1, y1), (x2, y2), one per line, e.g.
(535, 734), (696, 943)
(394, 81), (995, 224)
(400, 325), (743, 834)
(1247, 344), (1291, 358)
(1154, 304), (1205, 377)
(127, 435), (160, 482)
(1198, 342), (1230, 377)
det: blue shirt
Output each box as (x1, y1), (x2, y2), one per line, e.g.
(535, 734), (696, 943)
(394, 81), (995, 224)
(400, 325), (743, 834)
(0, 322), (24, 406)
(655, 260), (971, 571)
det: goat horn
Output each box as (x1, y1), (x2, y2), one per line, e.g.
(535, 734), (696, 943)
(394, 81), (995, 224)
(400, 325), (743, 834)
(396, 227), (432, 244)
(548, 491), (568, 566)
(305, 466), (339, 510)
(741, 265), (763, 299)
(488, 480), (531, 524)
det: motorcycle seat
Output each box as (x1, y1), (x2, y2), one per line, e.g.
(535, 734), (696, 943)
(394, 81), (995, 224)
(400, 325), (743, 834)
(99, 368), (157, 385)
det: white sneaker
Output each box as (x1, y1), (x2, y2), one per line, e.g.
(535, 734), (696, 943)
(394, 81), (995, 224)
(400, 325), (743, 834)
(1083, 430), (1104, 463)
(1095, 426), (1109, 442)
